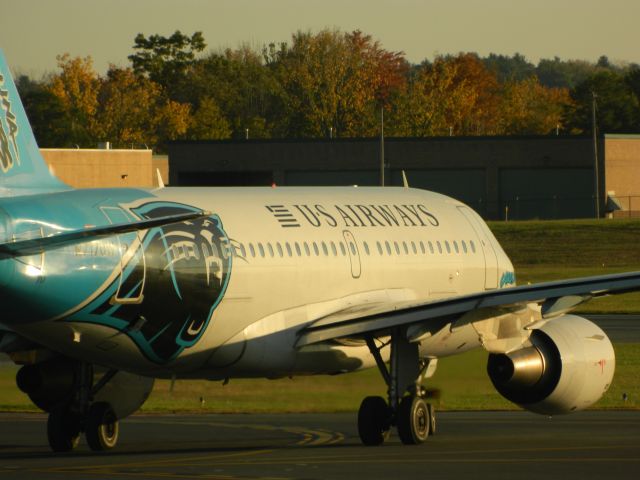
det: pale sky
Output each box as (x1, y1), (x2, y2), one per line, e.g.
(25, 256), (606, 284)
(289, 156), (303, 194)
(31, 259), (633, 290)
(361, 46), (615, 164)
(1, 0), (639, 77)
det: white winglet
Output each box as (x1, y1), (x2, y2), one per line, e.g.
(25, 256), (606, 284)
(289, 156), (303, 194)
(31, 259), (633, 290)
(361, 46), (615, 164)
(156, 168), (165, 189)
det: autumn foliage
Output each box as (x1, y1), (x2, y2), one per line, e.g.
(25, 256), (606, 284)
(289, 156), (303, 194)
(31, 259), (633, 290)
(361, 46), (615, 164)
(21, 29), (639, 150)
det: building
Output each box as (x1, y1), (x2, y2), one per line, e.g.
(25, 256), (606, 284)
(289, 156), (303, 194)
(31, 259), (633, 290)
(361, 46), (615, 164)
(168, 135), (640, 220)
(40, 148), (168, 189)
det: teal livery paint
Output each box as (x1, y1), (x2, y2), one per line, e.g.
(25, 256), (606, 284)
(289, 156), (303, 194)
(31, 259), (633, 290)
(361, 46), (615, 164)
(0, 188), (233, 364)
(499, 271), (516, 288)
(0, 50), (68, 194)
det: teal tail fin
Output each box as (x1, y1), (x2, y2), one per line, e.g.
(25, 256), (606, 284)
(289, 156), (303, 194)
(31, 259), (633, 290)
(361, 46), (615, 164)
(0, 49), (68, 196)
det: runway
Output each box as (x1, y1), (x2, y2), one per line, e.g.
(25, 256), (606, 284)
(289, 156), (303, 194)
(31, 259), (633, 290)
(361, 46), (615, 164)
(1, 411), (639, 480)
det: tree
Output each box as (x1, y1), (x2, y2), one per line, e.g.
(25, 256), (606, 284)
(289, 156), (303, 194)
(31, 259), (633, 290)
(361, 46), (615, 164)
(536, 57), (598, 89)
(128, 30), (206, 92)
(48, 54), (100, 146)
(266, 29), (407, 138)
(16, 74), (70, 147)
(482, 53), (536, 82)
(498, 78), (571, 134)
(188, 97), (231, 140)
(96, 66), (191, 147)
(565, 71), (640, 134)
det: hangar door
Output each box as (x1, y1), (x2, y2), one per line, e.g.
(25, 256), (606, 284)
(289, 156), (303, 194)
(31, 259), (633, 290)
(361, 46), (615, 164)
(499, 168), (595, 220)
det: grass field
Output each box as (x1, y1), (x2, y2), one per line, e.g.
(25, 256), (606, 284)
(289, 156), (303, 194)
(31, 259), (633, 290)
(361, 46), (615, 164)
(2, 342), (638, 413)
(1, 218), (639, 413)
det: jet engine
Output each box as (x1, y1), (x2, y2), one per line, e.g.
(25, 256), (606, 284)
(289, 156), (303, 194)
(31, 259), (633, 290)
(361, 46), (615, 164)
(486, 315), (614, 415)
(16, 358), (154, 419)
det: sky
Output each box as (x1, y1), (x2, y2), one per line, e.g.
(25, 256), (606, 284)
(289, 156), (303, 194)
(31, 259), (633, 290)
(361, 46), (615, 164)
(1, 0), (639, 77)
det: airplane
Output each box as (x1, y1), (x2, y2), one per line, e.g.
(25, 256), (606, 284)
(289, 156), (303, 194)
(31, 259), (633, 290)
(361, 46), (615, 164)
(1, 48), (639, 452)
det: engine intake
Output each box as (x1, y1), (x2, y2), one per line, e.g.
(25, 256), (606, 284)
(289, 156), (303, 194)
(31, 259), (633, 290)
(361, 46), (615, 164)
(487, 315), (615, 415)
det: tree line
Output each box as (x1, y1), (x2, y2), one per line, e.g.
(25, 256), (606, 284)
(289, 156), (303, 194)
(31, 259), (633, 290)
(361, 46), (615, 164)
(15, 29), (640, 151)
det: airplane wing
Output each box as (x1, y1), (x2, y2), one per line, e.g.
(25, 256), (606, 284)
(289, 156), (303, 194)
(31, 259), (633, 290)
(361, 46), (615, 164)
(0, 210), (211, 259)
(296, 271), (640, 347)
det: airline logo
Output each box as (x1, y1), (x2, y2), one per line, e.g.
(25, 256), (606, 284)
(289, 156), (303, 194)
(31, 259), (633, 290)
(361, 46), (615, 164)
(0, 73), (20, 173)
(266, 203), (440, 228)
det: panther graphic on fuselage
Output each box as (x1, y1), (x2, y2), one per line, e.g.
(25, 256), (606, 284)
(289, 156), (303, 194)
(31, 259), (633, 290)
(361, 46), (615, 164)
(70, 202), (232, 363)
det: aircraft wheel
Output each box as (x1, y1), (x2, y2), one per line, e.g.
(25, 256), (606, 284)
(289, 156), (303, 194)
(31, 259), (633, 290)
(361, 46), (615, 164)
(358, 396), (391, 446)
(397, 396), (430, 445)
(47, 408), (81, 452)
(86, 402), (119, 451)
(427, 403), (436, 435)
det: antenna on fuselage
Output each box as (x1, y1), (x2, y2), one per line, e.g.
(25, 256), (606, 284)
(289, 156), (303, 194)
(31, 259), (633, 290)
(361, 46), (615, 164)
(401, 170), (409, 188)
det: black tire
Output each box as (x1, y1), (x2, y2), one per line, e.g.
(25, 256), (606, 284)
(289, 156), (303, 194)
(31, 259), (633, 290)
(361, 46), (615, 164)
(427, 403), (436, 435)
(47, 408), (81, 452)
(396, 396), (430, 445)
(358, 396), (391, 446)
(85, 402), (119, 451)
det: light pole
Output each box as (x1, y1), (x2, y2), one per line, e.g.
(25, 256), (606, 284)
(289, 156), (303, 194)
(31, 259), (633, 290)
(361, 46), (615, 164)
(592, 91), (600, 219)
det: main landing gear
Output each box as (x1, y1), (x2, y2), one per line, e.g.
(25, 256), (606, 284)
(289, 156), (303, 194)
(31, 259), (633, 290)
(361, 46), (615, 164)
(358, 329), (436, 446)
(46, 364), (120, 452)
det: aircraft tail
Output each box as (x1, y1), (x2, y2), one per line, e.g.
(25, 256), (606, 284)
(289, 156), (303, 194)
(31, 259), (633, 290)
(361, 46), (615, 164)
(0, 49), (68, 196)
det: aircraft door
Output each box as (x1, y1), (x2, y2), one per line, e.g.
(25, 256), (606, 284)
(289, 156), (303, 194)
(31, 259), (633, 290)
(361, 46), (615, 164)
(100, 206), (146, 304)
(342, 230), (361, 279)
(457, 206), (498, 289)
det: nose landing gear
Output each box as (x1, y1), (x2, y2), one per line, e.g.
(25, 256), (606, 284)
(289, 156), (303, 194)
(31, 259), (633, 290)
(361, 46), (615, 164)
(358, 330), (436, 446)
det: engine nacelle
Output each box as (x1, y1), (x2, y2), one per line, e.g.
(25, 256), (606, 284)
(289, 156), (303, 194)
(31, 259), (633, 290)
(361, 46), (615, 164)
(16, 358), (154, 419)
(487, 315), (614, 415)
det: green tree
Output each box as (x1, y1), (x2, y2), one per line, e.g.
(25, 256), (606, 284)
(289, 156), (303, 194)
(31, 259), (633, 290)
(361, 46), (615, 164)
(482, 53), (536, 82)
(565, 71), (640, 134)
(187, 96), (231, 140)
(16, 74), (70, 147)
(128, 30), (206, 92)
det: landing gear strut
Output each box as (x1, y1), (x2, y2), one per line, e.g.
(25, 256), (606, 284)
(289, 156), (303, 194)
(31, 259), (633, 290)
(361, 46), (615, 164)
(46, 364), (120, 452)
(358, 329), (436, 446)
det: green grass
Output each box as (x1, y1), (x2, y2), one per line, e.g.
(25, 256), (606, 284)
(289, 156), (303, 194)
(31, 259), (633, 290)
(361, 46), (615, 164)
(2, 343), (638, 413)
(489, 219), (640, 313)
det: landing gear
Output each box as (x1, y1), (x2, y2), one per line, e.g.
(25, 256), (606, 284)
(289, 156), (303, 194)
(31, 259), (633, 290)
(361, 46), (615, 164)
(44, 365), (120, 452)
(358, 331), (437, 446)
(358, 396), (391, 445)
(85, 402), (119, 451)
(47, 408), (81, 452)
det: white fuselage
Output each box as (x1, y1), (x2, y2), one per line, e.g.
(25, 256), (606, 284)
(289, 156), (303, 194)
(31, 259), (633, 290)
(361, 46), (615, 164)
(15, 187), (514, 379)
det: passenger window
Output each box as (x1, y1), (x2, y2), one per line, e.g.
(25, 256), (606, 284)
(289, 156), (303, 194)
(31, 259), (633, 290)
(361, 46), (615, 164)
(330, 241), (338, 256)
(258, 243), (265, 257)
(394, 241), (400, 255)
(276, 242), (284, 257)
(445, 241), (451, 254)
(340, 242), (347, 256)
(239, 244), (246, 257)
(419, 241), (425, 254)
(313, 242), (320, 256)
(249, 243), (256, 257)
(453, 241), (459, 254)
(436, 241), (442, 254)
(385, 241), (392, 255)
(411, 241), (417, 254)
(267, 243), (274, 257)
(470, 240), (476, 253)
(363, 242), (370, 255)
(295, 242), (302, 256)
(321, 242), (329, 256)
(377, 241), (383, 255)
(350, 243), (357, 255)
(304, 242), (311, 256)
(285, 242), (292, 257)
(462, 240), (468, 254)
(428, 241), (434, 254)
(402, 242), (409, 255)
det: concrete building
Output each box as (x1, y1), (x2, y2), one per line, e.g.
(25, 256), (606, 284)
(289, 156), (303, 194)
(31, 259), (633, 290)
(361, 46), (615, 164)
(167, 135), (640, 220)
